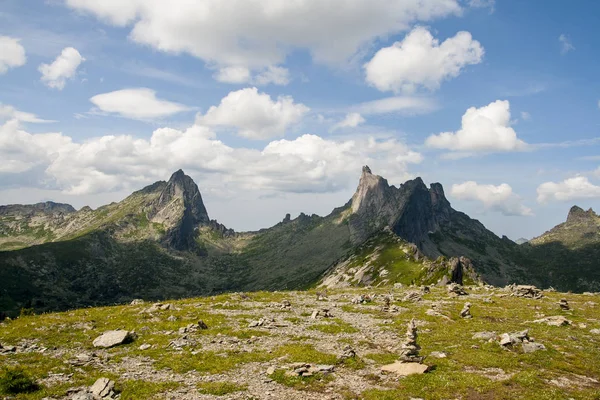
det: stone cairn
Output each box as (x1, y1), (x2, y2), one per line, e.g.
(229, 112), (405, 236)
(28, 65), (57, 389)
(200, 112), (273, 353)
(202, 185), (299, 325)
(399, 319), (424, 363)
(460, 302), (472, 319)
(447, 283), (468, 296)
(558, 299), (570, 310)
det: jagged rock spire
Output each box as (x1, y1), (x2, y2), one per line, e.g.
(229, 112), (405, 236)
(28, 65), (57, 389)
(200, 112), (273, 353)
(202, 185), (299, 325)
(566, 205), (596, 224)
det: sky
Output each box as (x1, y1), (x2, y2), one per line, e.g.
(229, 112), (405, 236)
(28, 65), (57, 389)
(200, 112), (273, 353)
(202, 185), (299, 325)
(1, 0), (600, 240)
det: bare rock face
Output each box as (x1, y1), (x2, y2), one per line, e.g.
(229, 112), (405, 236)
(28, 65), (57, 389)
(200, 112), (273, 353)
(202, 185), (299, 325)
(347, 166), (452, 246)
(149, 169), (210, 251)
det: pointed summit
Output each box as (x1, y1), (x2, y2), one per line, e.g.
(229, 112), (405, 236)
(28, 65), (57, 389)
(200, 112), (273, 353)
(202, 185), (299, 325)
(151, 170), (210, 250)
(566, 205), (597, 224)
(351, 166), (391, 213)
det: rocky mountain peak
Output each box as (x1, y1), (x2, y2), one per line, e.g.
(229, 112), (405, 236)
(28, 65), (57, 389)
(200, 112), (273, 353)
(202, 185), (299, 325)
(150, 170), (210, 250)
(351, 165), (391, 213)
(566, 205), (597, 224)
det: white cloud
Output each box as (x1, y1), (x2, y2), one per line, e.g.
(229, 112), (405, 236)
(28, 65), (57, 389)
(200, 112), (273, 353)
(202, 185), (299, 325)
(38, 47), (85, 90)
(89, 88), (192, 120)
(364, 27), (483, 93)
(520, 111), (531, 121)
(254, 66), (290, 86)
(0, 36), (26, 74)
(330, 113), (366, 132)
(559, 34), (575, 55)
(451, 181), (533, 216)
(214, 66), (252, 84)
(0, 119), (73, 173)
(425, 100), (527, 152)
(353, 96), (437, 115)
(0, 119), (422, 196)
(214, 65), (290, 86)
(468, 0), (495, 12)
(0, 104), (56, 124)
(537, 176), (600, 203)
(64, 0), (462, 75)
(198, 87), (309, 140)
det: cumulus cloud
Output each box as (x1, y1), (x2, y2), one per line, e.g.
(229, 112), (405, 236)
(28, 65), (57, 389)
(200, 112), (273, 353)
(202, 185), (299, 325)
(214, 65), (290, 86)
(0, 104), (56, 124)
(0, 119), (73, 173)
(38, 47), (85, 89)
(353, 96), (438, 115)
(89, 88), (193, 120)
(559, 34), (575, 55)
(0, 36), (27, 74)
(364, 27), (483, 93)
(64, 0), (462, 77)
(451, 181), (533, 216)
(330, 113), (366, 132)
(425, 100), (527, 152)
(198, 87), (309, 140)
(537, 176), (600, 203)
(0, 119), (422, 196)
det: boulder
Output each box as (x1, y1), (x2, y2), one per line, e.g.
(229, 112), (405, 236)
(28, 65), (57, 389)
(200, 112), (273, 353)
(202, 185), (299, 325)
(472, 331), (497, 341)
(381, 361), (429, 376)
(532, 315), (571, 326)
(90, 378), (116, 398)
(522, 342), (546, 353)
(92, 330), (135, 348)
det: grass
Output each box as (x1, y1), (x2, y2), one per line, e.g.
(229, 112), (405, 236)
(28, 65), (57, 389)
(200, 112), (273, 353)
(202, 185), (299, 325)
(0, 367), (40, 395)
(120, 380), (182, 400)
(309, 318), (359, 334)
(197, 381), (247, 396)
(270, 369), (334, 392)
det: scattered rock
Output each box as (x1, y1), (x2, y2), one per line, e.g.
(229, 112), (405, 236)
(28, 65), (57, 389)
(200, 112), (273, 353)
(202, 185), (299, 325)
(420, 286), (430, 294)
(558, 299), (570, 310)
(351, 294), (372, 304)
(460, 302), (472, 319)
(590, 329), (600, 334)
(447, 283), (468, 296)
(310, 309), (333, 319)
(146, 303), (174, 313)
(522, 342), (546, 353)
(166, 315), (178, 322)
(532, 315), (571, 326)
(381, 361), (429, 376)
(130, 299), (144, 305)
(509, 285), (543, 299)
(90, 378), (117, 399)
(472, 331), (497, 341)
(266, 366), (276, 375)
(280, 299), (292, 309)
(402, 291), (422, 303)
(139, 344), (152, 351)
(429, 351), (447, 358)
(339, 345), (356, 361)
(92, 330), (135, 348)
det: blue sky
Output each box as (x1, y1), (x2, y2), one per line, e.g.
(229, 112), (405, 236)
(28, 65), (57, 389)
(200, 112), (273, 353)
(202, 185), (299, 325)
(1, 0), (599, 240)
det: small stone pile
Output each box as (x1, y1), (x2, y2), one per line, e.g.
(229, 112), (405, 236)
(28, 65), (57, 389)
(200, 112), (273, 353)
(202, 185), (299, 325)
(447, 283), (468, 296)
(311, 308), (333, 319)
(499, 329), (546, 353)
(178, 320), (208, 334)
(277, 363), (335, 378)
(249, 317), (275, 327)
(402, 291), (422, 303)
(279, 300), (292, 310)
(509, 285), (543, 299)
(558, 299), (570, 310)
(460, 302), (472, 319)
(351, 294), (372, 304)
(399, 319), (423, 363)
(420, 286), (431, 294)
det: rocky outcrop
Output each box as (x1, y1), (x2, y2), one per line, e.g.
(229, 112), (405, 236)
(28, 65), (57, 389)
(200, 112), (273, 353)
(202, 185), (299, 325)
(0, 201), (76, 216)
(149, 169), (211, 250)
(566, 206), (597, 224)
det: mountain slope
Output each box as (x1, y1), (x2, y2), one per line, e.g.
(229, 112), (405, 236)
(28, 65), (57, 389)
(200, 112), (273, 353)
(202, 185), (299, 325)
(517, 206), (600, 292)
(2, 167), (598, 316)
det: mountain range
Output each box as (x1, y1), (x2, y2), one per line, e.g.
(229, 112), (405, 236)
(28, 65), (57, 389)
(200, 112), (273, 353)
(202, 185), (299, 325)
(1, 167), (598, 316)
